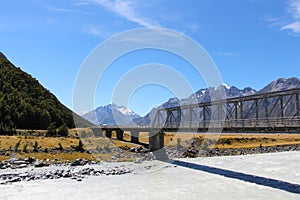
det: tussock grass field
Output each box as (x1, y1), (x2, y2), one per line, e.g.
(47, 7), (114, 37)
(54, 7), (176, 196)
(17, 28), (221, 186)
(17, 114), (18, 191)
(0, 136), (78, 150)
(0, 129), (299, 162)
(162, 133), (300, 149)
(0, 130), (139, 162)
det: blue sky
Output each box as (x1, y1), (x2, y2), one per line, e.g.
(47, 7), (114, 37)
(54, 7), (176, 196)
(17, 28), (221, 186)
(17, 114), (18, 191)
(1, 0), (300, 116)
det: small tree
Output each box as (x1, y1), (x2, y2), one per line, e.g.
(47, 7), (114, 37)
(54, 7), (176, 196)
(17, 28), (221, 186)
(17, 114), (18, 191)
(46, 122), (57, 137)
(58, 143), (64, 151)
(176, 138), (182, 149)
(57, 124), (68, 137)
(22, 144), (28, 153)
(72, 139), (84, 152)
(33, 141), (39, 152)
(14, 140), (21, 153)
(78, 139), (84, 152)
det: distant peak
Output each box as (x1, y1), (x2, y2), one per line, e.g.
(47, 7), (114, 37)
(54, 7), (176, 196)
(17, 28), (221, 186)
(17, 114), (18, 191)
(0, 52), (7, 60)
(222, 83), (231, 90)
(274, 78), (287, 83)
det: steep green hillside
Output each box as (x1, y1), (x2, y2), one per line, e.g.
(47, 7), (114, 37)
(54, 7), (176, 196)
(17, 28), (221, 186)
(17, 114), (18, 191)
(0, 52), (92, 133)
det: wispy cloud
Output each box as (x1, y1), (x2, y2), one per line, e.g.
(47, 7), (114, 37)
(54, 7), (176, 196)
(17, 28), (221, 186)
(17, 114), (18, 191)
(72, 1), (91, 6)
(184, 23), (199, 34)
(47, 5), (91, 15)
(48, 6), (74, 13)
(82, 0), (159, 27)
(288, 0), (300, 19)
(264, 16), (281, 22)
(85, 25), (114, 38)
(267, 0), (300, 35)
(86, 26), (102, 36)
(282, 0), (300, 33)
(216, 52), (239, 57)
(281, 21), (300, 33)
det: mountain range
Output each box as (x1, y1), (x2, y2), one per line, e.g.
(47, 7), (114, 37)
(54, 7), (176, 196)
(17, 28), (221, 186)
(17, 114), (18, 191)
(82, 77), (300, 126)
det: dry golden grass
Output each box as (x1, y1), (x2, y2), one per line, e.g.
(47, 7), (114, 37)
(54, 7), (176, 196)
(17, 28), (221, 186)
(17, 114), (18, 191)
(69, 127), (92, 134)
(81, 137), (112, 149)
(164, 133), (197, 146)
(163, 133), (300, 149)
(138, 132), (149, 143)
(0, 135), (140, 162)
(80, 136), (141, 149)
(20, 152), (96, 162)
(0, 155), (8, 161)
(215, 134), (300, 149)
(112, 140), (140, 148)
(1, 132), (299, 162)
(0, 152), (96, 162)
(0, 136), (79, 150)
(0, 152), (136, 162)
(122, 131), (132, 141)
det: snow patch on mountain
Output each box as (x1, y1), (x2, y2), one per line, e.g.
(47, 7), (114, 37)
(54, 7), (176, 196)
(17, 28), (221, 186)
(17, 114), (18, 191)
(82, 77), (300, 126)
(82, 104), (141, 125)
(222, 83), (231, 90)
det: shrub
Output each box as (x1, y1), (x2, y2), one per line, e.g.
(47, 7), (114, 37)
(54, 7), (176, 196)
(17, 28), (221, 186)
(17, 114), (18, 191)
(79, 131), (89, 138)
(46, 122), (57, 137)
(221, 138), (231, 145)
(58, 143), (64, 151)
(176, 138), (182, 149)
(14, 140), (21, 153)
(72, 139), (84, 152)
(201, 140), (210, 151)
(22, 144), (28, 153)
(177, 138), (182, 146)
(57, 124), (68, 137)
(96, 145), (102, 152)
(33, 141), (39, 152)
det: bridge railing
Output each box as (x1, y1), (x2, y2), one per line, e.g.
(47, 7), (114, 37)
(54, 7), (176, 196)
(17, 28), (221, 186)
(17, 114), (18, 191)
(151, 88), (300, 130)
(157, 117), (300, 129)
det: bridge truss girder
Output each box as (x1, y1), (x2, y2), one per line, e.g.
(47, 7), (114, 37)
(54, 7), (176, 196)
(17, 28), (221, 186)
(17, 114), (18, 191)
(152, 88), (300, 131)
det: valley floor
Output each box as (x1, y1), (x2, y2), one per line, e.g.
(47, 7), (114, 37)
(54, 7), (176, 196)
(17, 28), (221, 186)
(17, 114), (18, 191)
(0, 151), (299, 200)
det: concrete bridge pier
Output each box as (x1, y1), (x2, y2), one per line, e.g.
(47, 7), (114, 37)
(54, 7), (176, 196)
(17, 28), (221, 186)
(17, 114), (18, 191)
(105, 129), (112, 138)
(149, 131), (168, 160)
(116, 129), (124, 140)
(130, 130), (139, 143)
(149, 131), (165, 151)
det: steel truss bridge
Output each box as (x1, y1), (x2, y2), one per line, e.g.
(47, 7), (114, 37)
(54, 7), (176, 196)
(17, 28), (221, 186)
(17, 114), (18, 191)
(152, 88), (300, 132)
(92, 88), (300, 151)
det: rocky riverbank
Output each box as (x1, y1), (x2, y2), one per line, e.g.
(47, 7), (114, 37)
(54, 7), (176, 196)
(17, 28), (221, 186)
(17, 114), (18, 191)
(0, 165), (132, 185)
(0, 157), (161, 185)
(1, 143), (300, 185)
(166, 143), (300, 158)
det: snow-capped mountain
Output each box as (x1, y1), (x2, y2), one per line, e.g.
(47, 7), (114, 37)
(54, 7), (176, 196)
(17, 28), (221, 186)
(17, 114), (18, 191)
(134, 84), (258, 125)
(258, 77), (300, 93)
(82, 104), (140, 125)
(255, 77), (300, 118)
(82, 77), (300, 126)
(134, 77), (300, 125)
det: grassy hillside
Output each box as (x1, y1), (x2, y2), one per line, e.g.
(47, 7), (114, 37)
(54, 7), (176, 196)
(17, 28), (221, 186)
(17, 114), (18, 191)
(0, 52), (92, 133)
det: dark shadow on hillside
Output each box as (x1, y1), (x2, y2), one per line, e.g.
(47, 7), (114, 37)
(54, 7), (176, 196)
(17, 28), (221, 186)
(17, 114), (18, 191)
(169, 159), (300, 194)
